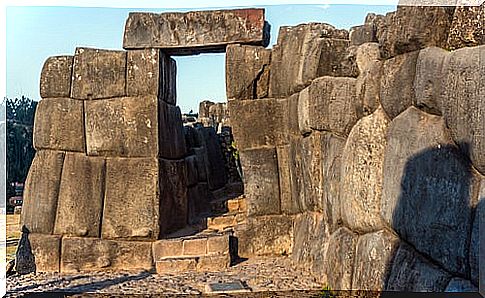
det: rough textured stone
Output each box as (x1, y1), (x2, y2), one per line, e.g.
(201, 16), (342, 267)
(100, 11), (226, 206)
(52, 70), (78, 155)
(71, 47), (126, 100)
(193, 147), (208, 182)
(61, 237), (153, 273)
(447, 3), (485, 50)
(102, 158), (160, 240)
(152, 239), (183, 259)
(123, 9), (269, 54)
(350, 24), (377, 46)
(54, 153), (105, 237)
(386, 243), (451, 292)
(286, 138), (304, 215)
(377, 6), (455, 59)
(470, 177), (484, 286)
(159, 159), (188, 235)
(442, 45), (485, 174)
(380, 50), (419, 119)
(276, 145), (294, 215)
(352, 229), (400, 291)
(381, 107), (478, 276)
(85, 96), (158, 157)
(226, 44), (271, 100)
(445, 278), (478, 292)
(323, 227), (358, 290)
(269, 23), (350, 98)
(414, 47), (449, 115)
(185, 155), (198, 187)
(197, 254), (231, 271)
(236, 215), (293, 257)
(340, 107), (390, 233)
(355, 43), (382, 116)
(198, 101), (215, 119)
(240, 147), (280, 216)
(229, 98), (289, 150)
(155, 258), (197, 274)
(29, 234), (61, 273)
(127, 49), (177, 104)
(33, 98), (84, 152)
(22, 150), (65, 234)
(159, 102), (187, 159)
(15, 227), (36, 275)
(195, 127), (226, 190)
(187, 183), (212, 224)
(298, 77), (360, 137)
(183, 238), (207, 256)
(40, 56), (73, 98)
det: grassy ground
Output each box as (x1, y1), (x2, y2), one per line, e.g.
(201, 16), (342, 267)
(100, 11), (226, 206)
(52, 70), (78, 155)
(6, 214), (20, 261)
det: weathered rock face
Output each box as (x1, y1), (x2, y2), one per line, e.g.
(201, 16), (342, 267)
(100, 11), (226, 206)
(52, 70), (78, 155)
(340, 107), (389, 233)
(298, 77), (360, 137)
(240, 147), (280, 216)
(61, 237), (153, 273)
(40, 56), (73, 98)
(123, 9), (269, 54)
(33, 98), (85, 152)
(470, 177), (484, 286)
(414, 47), (449, 115)
(355, 43), (382, 116)
(21, 150), (65, 234)
(29, 234), (62, 272)
(225, 44), (271, 100)
(102, 158), (161, 240)
(381, 107), (478, 276)
(445, 278), (479, 293)
(447, 3), (485, 50)
(54, 153), (105, 237)
(352, 229), (400, 291)
(228, 98), (288, 150)
(236, 215), (293, 257)
(71, 47), (126, 100)
(195, 127), (227, 190)
(323, 227), (358, 290)
(159, 102), (187, 160)
(386, 243), (451, 292)
(127, 49), (177, 104)
(377, 6), (455, 59)
(442, 45), (485, 175)
(380, 50), (419, 119)
(269, 23), (350, 98)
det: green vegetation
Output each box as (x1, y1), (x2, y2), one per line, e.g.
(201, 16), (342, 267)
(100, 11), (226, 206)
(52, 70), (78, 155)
(320, 285), (337, 298)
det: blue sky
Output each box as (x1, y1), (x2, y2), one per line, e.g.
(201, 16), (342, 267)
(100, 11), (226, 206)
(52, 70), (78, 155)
(6, 4), (395, 113)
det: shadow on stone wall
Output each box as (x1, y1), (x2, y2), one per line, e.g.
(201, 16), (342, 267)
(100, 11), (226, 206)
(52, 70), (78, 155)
(384, 142), (478, 291)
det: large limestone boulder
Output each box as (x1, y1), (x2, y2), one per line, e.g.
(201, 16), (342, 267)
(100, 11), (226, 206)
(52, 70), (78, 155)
(380, 50), (419, 119)
(386, 243), (451, 291)
(195, 127), (227, 190)
(71, 47), (126, 100)
(240, 147), (280, 216)
(61, 237), (153, 273)
(29, 234), (62, 272)
(352, 229), (400, 291)
(21, 150), (65, 234)
(340, 107), (390, 233)
(377, 6), (455, 59)
(33, 98), (85, 152)
(54, 153), (105, 237)
(447, 3), (485, 50)
(414, 47), (449, 115)
(225, 44), (271, 100)
(298, 77), (360, 137)
(127, 49), (176, 104)
(123, 9), (269, 54)
(381, 107), (479, 276)
(442, 45), (485, 174)
(268, 23), (350, 98)
(355, 43), (382, 116)
(40, 56), (73, 98)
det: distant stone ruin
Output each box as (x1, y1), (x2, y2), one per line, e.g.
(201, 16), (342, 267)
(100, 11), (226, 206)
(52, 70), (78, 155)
(21, 3), (484, 293)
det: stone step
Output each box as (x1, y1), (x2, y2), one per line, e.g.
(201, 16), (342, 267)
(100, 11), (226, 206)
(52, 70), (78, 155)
(210, 196), (247, 215)
(153, 233), (233, 274)
(206, 212), (246, 232)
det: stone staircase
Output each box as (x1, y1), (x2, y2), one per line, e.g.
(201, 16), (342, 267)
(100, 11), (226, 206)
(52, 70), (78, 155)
(153, 185), (247, 274)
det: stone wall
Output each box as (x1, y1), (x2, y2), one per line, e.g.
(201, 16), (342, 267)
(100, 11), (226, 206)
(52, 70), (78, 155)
(227, 3), (484, 292)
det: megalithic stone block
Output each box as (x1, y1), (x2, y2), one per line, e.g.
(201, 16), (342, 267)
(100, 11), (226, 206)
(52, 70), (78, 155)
(54, 153), (105, 237)
(240, 147), (280, 216)
(225, 44), (271, 100)
(195, 127), (227, 190)
(159, 101), (187, 159)
(33, 98), (85, 152)
(127, 48), (177, 104)
(159, 158), (188, 236)
(447, 3), (485, 50)
(40, 56), (73, 98)
(85, 96), (159, 157)
(21, 150), (65, 234)
(29, 234), (62, 272)
(61, 237), (153, 273)
(102, 157), (160, 240)
(71, 47), (126, 100)
(123, 9), (270, 54)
